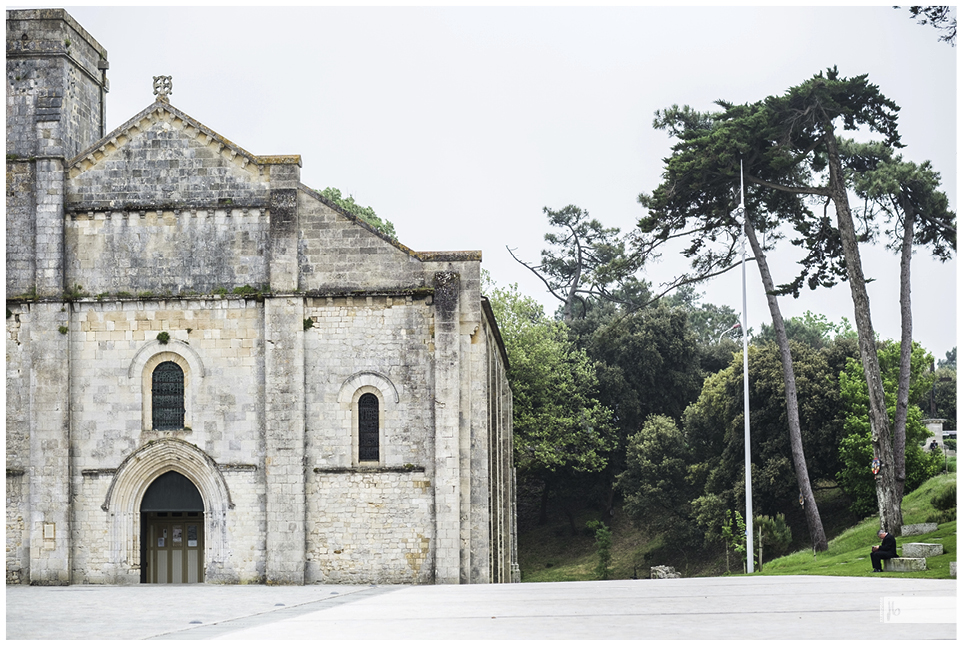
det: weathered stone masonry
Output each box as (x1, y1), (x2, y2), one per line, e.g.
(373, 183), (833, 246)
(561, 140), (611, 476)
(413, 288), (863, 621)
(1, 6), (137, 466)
(6, 8), (518, 586)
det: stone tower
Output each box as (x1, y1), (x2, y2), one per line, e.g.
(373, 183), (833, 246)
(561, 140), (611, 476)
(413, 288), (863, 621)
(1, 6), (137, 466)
(7, 8), (109, 297)
(6, 9), (108, 584)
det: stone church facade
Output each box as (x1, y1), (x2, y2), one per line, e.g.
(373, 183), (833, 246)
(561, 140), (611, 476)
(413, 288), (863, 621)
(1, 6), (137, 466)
(6, 8), (518, 586)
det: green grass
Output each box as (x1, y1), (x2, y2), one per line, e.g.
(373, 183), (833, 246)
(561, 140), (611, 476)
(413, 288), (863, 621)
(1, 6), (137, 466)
(761, 473), (956, 579)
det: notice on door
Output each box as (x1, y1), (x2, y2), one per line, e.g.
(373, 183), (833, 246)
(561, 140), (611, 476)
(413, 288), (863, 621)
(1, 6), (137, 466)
(188, 525), (198, 548)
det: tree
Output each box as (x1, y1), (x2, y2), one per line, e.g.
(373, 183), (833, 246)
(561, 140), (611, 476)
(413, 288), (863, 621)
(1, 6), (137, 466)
(921, 365), (956, 431)
(586, 520), (613, 580)
(662, 288), (742, 377)
(507, 205), (641, 322)
(755, 68), (923, 529)
(842, 139), (956, 505)
(754, 311), (854, 350)
(683, 340), (848, 543)
(617, 415), (698, 542)
(937, 347), (956, 369)
(923, 348), (956, 431)
(836, 340), (943, 516)
(638, 99), (833, 550)
(899, 6), (957, 45)
(578, 303), (704, 523)
(318, 187), (397, 238)
(484, 276), (616, 522)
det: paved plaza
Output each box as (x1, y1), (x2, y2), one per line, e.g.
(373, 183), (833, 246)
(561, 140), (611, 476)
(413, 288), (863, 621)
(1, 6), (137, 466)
(5, 575), (957, 640)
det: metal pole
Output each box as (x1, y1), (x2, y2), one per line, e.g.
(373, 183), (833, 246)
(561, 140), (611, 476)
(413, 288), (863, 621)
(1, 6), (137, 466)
(740, 160), (754, 573)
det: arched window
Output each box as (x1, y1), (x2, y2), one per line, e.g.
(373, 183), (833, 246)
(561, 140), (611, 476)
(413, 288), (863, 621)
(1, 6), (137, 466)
(152, 361), (185, 430)
(358, 393), (380, 462)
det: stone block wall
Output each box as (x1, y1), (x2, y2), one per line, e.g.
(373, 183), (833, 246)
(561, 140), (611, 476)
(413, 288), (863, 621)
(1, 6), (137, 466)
(304, 294), (433, 468)
(306, 470), (434, 584)
(69, 471), (111, 583)
(68, 298), (263, 466)
(263, 296), (306, 584)
(5, 308), (29, 584)
(302, 294), (436, 583)
(221, 466), (265, 583)
(64, 209), (270, 296)
(297, 188), (426, 291)
(65, 297), (266, 583)
(6, 308), (29, 468)
(5, 161), (36, 295)
(6, 8), (108, 160)
(5, 471), (26, 584)
(7, 8), (108, 297)
(66, 108), (272, 211)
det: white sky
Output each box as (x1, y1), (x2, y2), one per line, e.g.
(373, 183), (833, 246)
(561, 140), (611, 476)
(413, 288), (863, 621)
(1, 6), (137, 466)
(27, 3), (958, 358)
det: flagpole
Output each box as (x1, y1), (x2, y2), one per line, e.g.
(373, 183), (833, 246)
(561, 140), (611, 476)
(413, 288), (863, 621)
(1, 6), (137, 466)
(740, 159), (754, 573)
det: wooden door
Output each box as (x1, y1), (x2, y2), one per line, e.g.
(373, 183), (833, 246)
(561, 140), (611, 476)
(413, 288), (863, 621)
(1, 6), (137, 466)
(145, 512), (204, 583)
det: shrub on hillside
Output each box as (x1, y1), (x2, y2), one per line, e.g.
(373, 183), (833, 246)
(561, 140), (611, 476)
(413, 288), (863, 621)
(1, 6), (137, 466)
(930, 481), (956, 523)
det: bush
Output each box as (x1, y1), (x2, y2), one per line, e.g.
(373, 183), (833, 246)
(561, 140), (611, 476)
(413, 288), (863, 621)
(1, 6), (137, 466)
(586, 520), (612, 580)
(930, 481), (956, 523)
(931, 481), (956, 511)
(753, 513), (792, 568)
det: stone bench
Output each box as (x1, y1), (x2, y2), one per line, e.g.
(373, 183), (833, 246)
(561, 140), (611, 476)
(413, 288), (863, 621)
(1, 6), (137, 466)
(900, 522), (938, 536)
(883, 557), (927, 572)
(902, 543), (944, 558)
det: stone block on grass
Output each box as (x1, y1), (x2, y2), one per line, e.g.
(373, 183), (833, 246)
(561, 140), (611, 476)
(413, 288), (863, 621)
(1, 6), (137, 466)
(900, 523), (938, 537)
(901, 543), (944, 558)
(650, 565), (681, 579)
(883, 557), (927, 572)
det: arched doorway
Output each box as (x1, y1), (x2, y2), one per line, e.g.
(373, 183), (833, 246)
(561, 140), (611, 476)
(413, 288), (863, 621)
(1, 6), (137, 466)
(140, 471), (205, 583)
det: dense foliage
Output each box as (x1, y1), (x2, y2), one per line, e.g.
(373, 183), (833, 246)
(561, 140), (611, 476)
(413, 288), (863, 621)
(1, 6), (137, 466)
(836, 341), (944, 516)
(484, 278), (615, 499)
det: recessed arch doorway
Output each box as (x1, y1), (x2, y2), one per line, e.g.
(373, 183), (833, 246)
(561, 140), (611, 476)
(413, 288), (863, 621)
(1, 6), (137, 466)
(140, 471), (205, 583)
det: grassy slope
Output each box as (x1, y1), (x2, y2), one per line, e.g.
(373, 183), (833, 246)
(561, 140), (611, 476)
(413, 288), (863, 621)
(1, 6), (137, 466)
(519, 473), (956, 581)
(762, 473), (956, 578)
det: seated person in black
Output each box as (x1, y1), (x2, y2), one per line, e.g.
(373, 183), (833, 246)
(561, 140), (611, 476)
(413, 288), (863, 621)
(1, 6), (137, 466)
(871, 529), (897, 572)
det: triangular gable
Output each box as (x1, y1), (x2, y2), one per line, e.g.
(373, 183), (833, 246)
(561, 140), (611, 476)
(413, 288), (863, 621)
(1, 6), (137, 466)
(66, 100), (300, 211)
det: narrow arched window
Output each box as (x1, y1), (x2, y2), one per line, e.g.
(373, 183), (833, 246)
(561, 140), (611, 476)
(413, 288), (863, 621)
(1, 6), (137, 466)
(358, 393), (379, 461)
(153, 361), (185, 430)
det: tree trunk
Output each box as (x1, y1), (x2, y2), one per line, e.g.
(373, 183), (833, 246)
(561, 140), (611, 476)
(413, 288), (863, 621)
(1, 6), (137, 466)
(893, 200), (915, 505)
(744, 221), (828, 551)
(824, 129), (902, 533)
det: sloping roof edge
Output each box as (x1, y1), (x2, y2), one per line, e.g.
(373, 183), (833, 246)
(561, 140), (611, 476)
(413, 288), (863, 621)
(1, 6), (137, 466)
(298, 183), (481, 264)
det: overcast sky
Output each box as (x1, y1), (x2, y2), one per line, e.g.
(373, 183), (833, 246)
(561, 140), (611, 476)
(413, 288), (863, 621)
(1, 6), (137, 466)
(41, 3), (957, 358)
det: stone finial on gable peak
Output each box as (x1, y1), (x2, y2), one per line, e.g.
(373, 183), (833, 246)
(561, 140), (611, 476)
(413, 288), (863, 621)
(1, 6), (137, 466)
(153, 75), (172, 102)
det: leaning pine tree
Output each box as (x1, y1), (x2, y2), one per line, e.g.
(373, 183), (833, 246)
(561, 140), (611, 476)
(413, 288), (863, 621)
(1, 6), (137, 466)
(638, 101), (833, 551)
